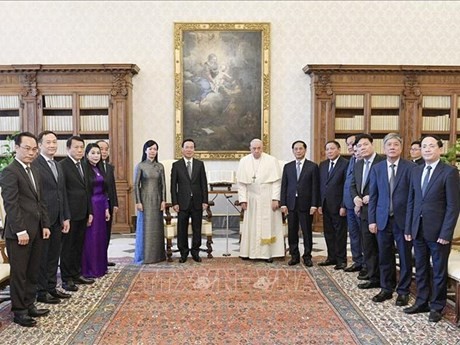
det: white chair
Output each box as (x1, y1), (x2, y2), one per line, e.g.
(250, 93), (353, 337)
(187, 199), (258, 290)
(161, 160), (214, 262)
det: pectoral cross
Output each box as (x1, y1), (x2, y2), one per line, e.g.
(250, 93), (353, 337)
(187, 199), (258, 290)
(252, 175), (256, 183)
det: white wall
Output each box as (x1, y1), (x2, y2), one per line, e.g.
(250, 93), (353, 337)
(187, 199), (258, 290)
(1, 0), (460, 174)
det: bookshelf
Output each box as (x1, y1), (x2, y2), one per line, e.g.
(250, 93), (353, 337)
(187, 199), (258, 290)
(0, 64), (139, 233)
(304, 65), (460, 162)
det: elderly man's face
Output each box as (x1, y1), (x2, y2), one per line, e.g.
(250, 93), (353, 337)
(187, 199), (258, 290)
(250, 141), (263, 159)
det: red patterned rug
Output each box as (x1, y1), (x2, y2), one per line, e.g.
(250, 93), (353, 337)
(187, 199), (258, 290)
(1, 257), (460, 344)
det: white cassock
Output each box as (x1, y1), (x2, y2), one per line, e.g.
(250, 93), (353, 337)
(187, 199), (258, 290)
(237, 152), (285, 259)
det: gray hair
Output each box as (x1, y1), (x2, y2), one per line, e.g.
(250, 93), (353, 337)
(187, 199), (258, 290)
(383, 132), (402, 145)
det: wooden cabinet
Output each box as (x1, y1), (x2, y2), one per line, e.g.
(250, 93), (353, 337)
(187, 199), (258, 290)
(0, 64), (139, 233)
(304, 65), (460, 162)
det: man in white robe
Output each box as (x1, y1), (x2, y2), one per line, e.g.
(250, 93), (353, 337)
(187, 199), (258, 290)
(237, 139), (285, 261)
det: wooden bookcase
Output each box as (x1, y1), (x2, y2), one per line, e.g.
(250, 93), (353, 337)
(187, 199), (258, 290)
(0, 64), (139, 233)
(304, 65), (460, 162)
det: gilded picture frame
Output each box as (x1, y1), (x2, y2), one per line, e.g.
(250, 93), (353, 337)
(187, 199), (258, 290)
(174, 22), (270, 160)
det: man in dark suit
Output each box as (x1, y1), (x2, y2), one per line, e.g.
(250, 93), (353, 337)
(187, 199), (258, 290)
(343, 134), (365, 274)
(280, 140), (320, 267)
(96, 140), (118, 267)
(318, 140), (348, 269)
(409, 140), (424, 165)
(350, 133), (385, 289)
(59, 136), (94, 291)
(171, 139), (208, 263)
(34, 131), (72, 304)
(404, 135), (460, 323)
(0, 132), (51, 327)
(368, 133), (415, 306)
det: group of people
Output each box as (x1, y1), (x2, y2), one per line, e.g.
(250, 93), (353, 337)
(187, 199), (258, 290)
(237, 134), (459, 324)
(0, 132), (118, 327)
(2, 131), (459, 327)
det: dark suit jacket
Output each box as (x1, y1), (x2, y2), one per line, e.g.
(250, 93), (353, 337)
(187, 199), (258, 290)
(0, 159), (50, 239)
(405, 161), (460, 242)
(319, 156), (348, 212)
(59, 156), (92, 221)
(33, 155), (70, 225)
(350, 153), (385, 221)
(171, 158), (208, 210)
(413, 158), (425, 165)
(368, 158), (416, 230)
(280, 159), (320, 212)
(343, 157), (356, 209)
(104, 161), (118, 210)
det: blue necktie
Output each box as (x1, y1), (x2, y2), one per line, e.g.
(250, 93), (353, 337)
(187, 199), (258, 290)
(421, 165), (432, 197)
(296, 161), (301, 180)
(389, 164), (396, 216)
(361, 160), (370, 194)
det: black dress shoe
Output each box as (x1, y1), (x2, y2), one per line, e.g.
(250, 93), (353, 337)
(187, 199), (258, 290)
(357, 274), (370, 281)
(403, 303), (430, 314)
(358, 281), (380, 289)
(37, 292), (60, 304)
(265, 258), (273, 263)
(395, 294), (409, 306)
(13, 314), (36, 327)
(288, 259), (300, 266)
(372, 290), (393, 303)
(334, 263), (347, 270)
(179, 256), (188, 263)
(318, 259), (336, 266)
(303, 259), (313, 267)
(28, 306), (50, 317)
(62, 281), (79, 292)
(74, 276), (95, 285)
(192, 255), (202, 263)
(107, 262), (116, 267)
(428, 310), (442, 322)
(344, 264), (362, 272)
(49, 289), (71, 299)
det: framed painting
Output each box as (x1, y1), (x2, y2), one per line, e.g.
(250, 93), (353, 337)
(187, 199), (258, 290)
(174, 22), (270, 159)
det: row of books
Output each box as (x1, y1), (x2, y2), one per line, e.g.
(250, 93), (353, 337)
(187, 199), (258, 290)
(370, 116), (399, 131)
(370, 95), (400, 108)
(0, 95), (20, 109)
(422, 114), (450, 131)
(422, 96), (451, 109)
(0, 117), (20, 131)
(42, 115), (109, 132)
(335, 95), (364, 108)
(43, 95), (73, 109)
(80, 95), (110, 109)
(335, 116), (364, 130)
(80, 115), (109, 132)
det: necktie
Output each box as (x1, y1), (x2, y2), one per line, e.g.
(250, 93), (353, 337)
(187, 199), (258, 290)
(296, 161), (301, 180)
(76, 161), (84, 180)
(26, 166), (37, 192)
(48, 159), (58, 181)
(328, 161), (334, 177)
(421, 165), (432, 197)
(361, 160), (370, 194)
(103, 161), (107, 173)
(389, 164), (396, 216)
(187, 160), (192, 178)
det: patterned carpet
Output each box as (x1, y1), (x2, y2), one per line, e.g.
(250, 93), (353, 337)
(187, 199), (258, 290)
(0, 257), (459, 344)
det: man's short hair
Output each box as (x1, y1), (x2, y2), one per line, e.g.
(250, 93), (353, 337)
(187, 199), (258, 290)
(383, 133), (402, 146)
(182, 138), (195, 148)
(325, 140), (340, 149)
(37, 130), (57, 143)
(421, 135), (443, 148)
(291, 140), (306, 149)
(410, 140), (421, 147)
(66, 135), (84, 148)
(15, 131), (37, 146)
(354, 133), (373, 145)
